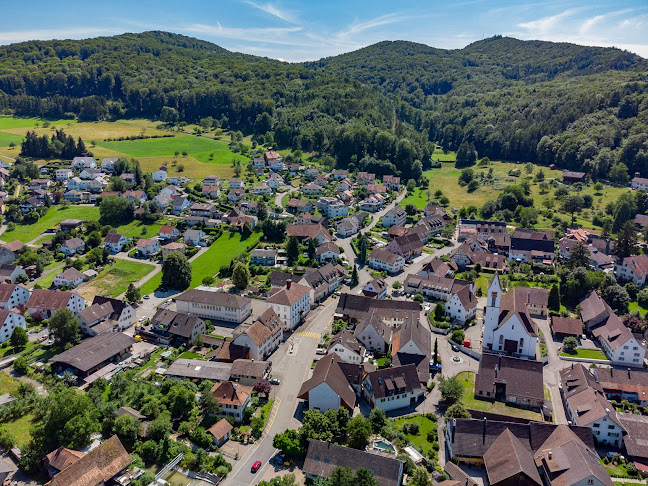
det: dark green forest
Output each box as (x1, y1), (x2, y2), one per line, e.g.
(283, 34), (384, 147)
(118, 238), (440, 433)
(1, 31), (647, 177)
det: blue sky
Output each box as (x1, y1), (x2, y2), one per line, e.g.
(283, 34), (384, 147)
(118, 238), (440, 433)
(1, 0), (647, 61)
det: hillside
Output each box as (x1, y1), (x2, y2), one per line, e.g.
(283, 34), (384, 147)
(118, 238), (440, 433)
(0, 32), (647, 178)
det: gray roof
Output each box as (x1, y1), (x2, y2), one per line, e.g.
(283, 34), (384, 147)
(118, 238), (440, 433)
(176, 289), (251, 309)
(49, 333), (135, 373)
(165, 358), (232, 381)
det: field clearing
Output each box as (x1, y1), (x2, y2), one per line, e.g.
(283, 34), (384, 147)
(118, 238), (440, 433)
(393, 415), (438, 455)
(114, 220), (162, 239)
(0, 131), (24, 147)
(2, 413), (35, 447)
(139, 231), (261, 294)
(0, 115), (75, 130)
(2, 206), (101, 243)
(77, 258), (156, 300)
(0, 371), (20, 395)
(1, 118), (167, 140)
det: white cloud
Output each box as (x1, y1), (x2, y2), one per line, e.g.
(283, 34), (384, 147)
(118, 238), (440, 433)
(243, 1), (297, 24)
(0, 27), (122, 44)
(184, 23), (303, 45)
(517, 9), (580, 35)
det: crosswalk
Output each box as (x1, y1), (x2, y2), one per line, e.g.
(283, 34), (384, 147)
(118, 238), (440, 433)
(295, 331), (322, 339)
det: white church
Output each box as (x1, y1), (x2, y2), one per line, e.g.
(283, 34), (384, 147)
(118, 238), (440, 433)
(483, 274), (538, 359)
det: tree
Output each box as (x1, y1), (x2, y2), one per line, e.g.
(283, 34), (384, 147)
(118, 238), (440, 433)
(562, 336), (578, 352)
(351, 265), (359, 287)
(445, 403), (471, 419)
(369, 408), (387, 434)
(272, 429), (303, 457)
(200, 391), (222, 417)
(202, 276), (215, 286)
(232, 261), (249, 289)
(615, 220), (638, 259)
(561, 194), (584, 225)
(100, 195), (133, 224)
(434, 338), (439, 364)
(242, 222), (253, 239)
(259, 475), (297, 486)
(161, 252), (192, 290)
(413, 294), (424, 303)
(568, 242), (590, 268)
(49, 308), (80, 347)
(253, 380), (272, 398)
(409, 468), (431, 486)
(609, 162), (630, 184)
(434, 302), (445, 320)
(548, 284), (560, 311)
(307, 238), (317, 261)
(286, 236), (299, 264)
(113, 414), (140, 445)
(359, 235), (367, 264)
(524, 162), (534, 174)
(354, 468), (379, 486)
(147, 412), (172, 442)
(86, 231), (102, 249)
(329, 466), (355, 486)
(438, 375), (463, 404)
(15, 274), (28, 285)
(405, 204), (417, 216)
(602, 284), (630, 314)
(451, 329), (465, 344)
(10, 327), (28, 349)
(125, 283), (141, 304)
(392, 281), (402, 290)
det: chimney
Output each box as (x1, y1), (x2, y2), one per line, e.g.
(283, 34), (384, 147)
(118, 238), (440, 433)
(234, 383), (237, 390)
(628, 368), (632, 379)
(548, 451), (552, 460)
(483, 417), (487, 444)
(287, 279), (292, 290)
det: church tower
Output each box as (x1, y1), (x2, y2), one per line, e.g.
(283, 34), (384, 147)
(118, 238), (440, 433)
(483, 273), (502, 350)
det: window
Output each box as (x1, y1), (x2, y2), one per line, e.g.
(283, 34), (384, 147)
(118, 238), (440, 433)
(520, 338), (524, 347)
(588, 481), (594, 485)
(593, 423), (600, 427)
(499, 335), (503, 344)
(608, 425), (615, 429)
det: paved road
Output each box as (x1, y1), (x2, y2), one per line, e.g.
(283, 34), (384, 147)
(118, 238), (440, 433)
(535, 317), (570, 424)
(274, 187), (297, 211)
(223, 297), (338, 486)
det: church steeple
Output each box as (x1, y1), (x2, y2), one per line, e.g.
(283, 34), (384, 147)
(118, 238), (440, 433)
(483, 273), (502, 350)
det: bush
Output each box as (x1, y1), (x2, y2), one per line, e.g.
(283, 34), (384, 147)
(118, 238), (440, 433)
(451, 329), (465, 344)
(402, 421), (420, 435)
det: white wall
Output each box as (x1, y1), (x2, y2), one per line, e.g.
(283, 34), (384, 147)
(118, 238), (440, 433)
(307, 382), (343, 412)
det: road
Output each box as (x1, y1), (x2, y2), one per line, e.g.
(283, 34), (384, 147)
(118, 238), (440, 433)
(223, 297), (338, 486)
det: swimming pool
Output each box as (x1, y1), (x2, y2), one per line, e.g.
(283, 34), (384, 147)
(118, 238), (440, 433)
(373, 439), (396, 454)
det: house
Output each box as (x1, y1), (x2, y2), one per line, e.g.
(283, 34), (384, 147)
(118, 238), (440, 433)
(82, 296), (136, 331)
(0, 283), (29, 310)
(459, 219), (507, 241)
(559, 239), (615, 271)
(251, 157), (265, 169)
(53, 267), (85, 288)
(560, 364), (625, 447)
(123, 190), (147, 204)
(450, 240), (507, 271)
(359, 194), (385, 212)
(579, 291), (645, 367)
(367, 184), (388, 194)
(267, 280), (311, 330)
(286, 224), (332, 245)
(26, 289), (85, 318)
(0, 247), (17, 266)
(49, 332), (135, 378)
(79, 168), (98, 180)
(304, 167), (319, 178)
(404, 274), (468, 302)
(298, 264), (346, 303)
(335, 293), (421, 326)
(136, 238), (159, 257)
(327, 330), (365, 364)
(71, 156), (97, 169)
(298, 354), (357, 412)
(563, 171), (587, 184)
(391, 316), (431, 385)
(551, 316), (583, 339)
(165, 358), (233, 382)
(120, 172), (135, 184)
(208, 419), (233, 447)
(30, 178), (51, 190)
(358, 172), (376, 184)
(101, 157), (118, 172)
(251, 184), (271, 195)
(509, 229), (555, 264)
(382, 206), (406, 228)
(419, 257), (456, 278)
(335, 216), (359, 237)
(0, 310), (26, 344)
(445, 285), (478, 324)
(363, 364), (424, 411)
(616, 254), (648, 286)
(594, 367), (648, 406)
(172, 195), (190, 214)
(158, 225), (180, 241)
(229, 178), (244, 189)
(515, 286), (549, 317)
(175, 288), (252, 323)
(104, 232), (128, 253)
(44, 446), (85, 479)
(333, 169), (348, 179)
(250, 249), (278, 267)
(77, 303), (118, 335)
(56, 168), (73, 181)
(202, 184), (221, 198)
(229, 358), (271, 385)
(267, 174), (282, 190)
(228, 188), (245, 202)
(21, 197), (43, 213)
(475, 354), (544, 408)
(368, 248), (405, 274)
(632, 177), (648, 191)
(232, 308), (284, 360)
(304, 440), (403, 486)
(616, 414), (648, 468)
(354, 311), (392, 353)
(0, 264), (26, 284)
(64, 190), (85, 202)
(303, 182), (323, 195)
(46, 435), (131, 486)
(190, 202), (216, 218)
(152, 170), (167, 182)
(362, 277), (388, 299)
(286, 198), (313, 214)
(184, 229), (206, 247)
(150, 309), (206, 345)
(383, 175), (401, 190)
(152, 193), (172, 210)
(317, 198), (348, 218)
(484, 429), (543, 486)
(264, 150), (281, 165)
(161, 242), (185, 261)
(386, 234), (424, 261)
(417, 215), (446, 239)
(482, 274), (538, 359)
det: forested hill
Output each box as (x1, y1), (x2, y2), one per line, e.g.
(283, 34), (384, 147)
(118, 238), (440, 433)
(1, 31), (647, 179)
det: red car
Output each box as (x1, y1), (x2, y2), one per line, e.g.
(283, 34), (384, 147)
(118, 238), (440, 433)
(251, 460), (262, 473)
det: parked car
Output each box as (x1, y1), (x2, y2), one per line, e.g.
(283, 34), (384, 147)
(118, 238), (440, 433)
(451, 344), (459, 352)
(251, 460), (262, 473)
(316, 348), (326, 355)
(270, 378), (281, 385)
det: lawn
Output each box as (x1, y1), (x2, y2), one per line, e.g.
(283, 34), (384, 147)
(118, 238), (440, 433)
(97, 134), (245, 165)
(401, 187), (429, 210)
(0, 115), (76, 130)
(2, 206), (101, 243)
(139, 231), (261, 294)
(2, 413), (35, 447)
(0, 371), (20, 395)
(76, 258), (156, 300)
(178, 351), (203, 360)
(394, 415), (438, 456)
(559, 348), (607, 360)
(0, 131), (24, 148)
(114, 220), (162, 239)
(629, 301), (647, 317)
(457, 371), (543, 421)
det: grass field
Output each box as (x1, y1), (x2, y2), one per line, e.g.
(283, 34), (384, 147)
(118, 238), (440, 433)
(2, 413), (34, 447)
(401, 187), (430, 210)
(114, 220), (162, 239)
(2, 206), (101, 243)
(0, 131), (24, 147)
(628, 301), (647, 317)
(140, 231), (261, 294)
(559, 348), (607, 360)
(0, 372), (20, 395)
(0, 115), (76, 130)
(457, 371), (543, 421)
(394, 415), (438, 455)
(77, 258), (156, 300)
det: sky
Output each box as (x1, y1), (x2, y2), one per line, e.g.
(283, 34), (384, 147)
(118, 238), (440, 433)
(1, 0), (647, 62)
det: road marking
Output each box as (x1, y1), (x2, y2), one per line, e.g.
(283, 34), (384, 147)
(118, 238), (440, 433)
(295, 331), (321, 339)
(257, 398), (281, 446)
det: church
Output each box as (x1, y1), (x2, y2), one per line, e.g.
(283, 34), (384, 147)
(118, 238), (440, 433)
(483, 274), (538, 359)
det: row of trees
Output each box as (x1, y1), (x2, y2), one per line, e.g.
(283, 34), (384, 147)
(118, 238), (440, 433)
(21, 129), (87, 159)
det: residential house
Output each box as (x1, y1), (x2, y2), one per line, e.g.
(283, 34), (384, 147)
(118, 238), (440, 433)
(367, 184), (387, 195)
(298, 264), (346, 303)
(229, 358), (271, 385)
(207, 419), (233, 447)
(304, 167), (319, 178)
(202, 184), (221, 198)
(152, 193), (172, 210)
(335, 216), (359, 237)
(359, 194), (385, 212)
(403, 274), (471, 302)
(104, 233), (128, 253)
(314, 175), (329, 187)
(482, 275), (538, 358)
(136, 238), (159, 257)
(203, 175), (220, 185)
(21, 197), (42, 213)
(264, 150), (281, 165)
(337, 178), (354, 193)
(632, 177), (648, 191)
(150, 309), (206, 345)
(30, 178), (51, 190)
(445, 285), (478, 324)
(358, 172), (376, 184)
(120, 172), (136, 185)
(391, 316), (431, 385)
(232, 308), (284, 360)
(79, 168), (98, 180)
(286, 224), (332, 245)
(483, 429), (544, 486)
(0, 310), (26, 344)
(383, 175), (401, 191)
(184, 229), (206, 246)
(560, 364), (625, 447)
(333, 169), (349, 179)
(0, 264), (26, 284)
(71, 157), (97, 169)
(251, 157), (265, 169)
(303, 440), (404, 486)
(53, 267), (85, 288)
(161, 242), (185, 261)
(101, 158), (118, 172)
(267, 280), (311, 330)
(335, 293), (421, 327)
(251, 184), (271, 195)
(382, 206), (407, 228)
(44, 447), (85, 479)
(354, 311), (392, 353)
(92, 296), (136, 329)
(515, 286), (549, 317)
(158, 225), (180, 241)
(551, 316), (584, 339)
(55, 168), (73, 182)
(152, 170), (167, 182)
(250, 249), (277, 267)
(386, 233), (424, 261)
(419, 257), (456, 278)
(509, 229), (555, 264)
(298, 355), (357, 412)
(327, 330), (365, 364)
(594, 367), (648, 406)
(303, 182), (323, 195)
(60, 237), (85, 256)
(363, 364), (424, 411)
(417, 214), (446, 238)
(267, 174), (281, 190)
(123, 190), (147, 204)
(229, 178), (244, 189)
(361, 277), (388, 299)
(616, 254), (648, 286)
(175, 288), (252, 323)
(286, 198), (313, 214)
(475, 354), (544, 408)
(64, 190), (85, 202)
(172, 195), (190, 214)
(0, 283), (29, 310)
(563, 171), (587, 184)
(459, 219), (507, 241)
(316, 242), (340, 263)
(228, 188), (245, 202)
(368, 248), (405, 274)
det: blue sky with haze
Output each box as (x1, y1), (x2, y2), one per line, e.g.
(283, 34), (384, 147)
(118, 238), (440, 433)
(1, 0), (647, 61)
